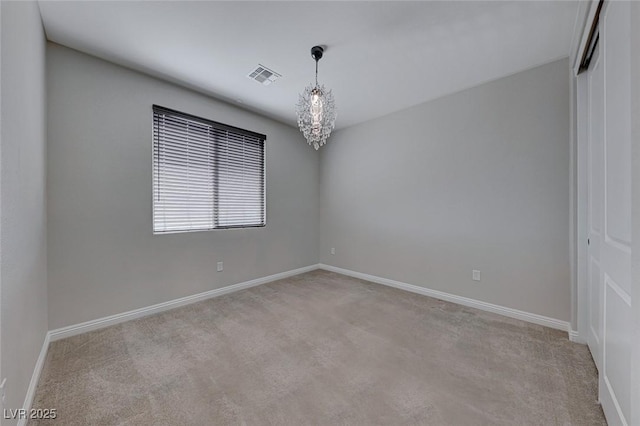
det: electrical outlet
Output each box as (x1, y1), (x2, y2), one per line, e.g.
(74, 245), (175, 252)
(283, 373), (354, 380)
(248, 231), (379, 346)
(330, 248), (335, 255)
(217, 262), (223, 272)
(472, 270), (481, 281)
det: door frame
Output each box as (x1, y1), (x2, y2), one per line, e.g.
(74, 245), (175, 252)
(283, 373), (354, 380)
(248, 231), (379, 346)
(574, 65), (589, 344)
(631, 4), (640, 424)
(0, 0), (3, 408)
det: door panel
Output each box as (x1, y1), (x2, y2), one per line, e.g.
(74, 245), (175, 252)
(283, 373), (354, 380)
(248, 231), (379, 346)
(599, 2), (632, 425)
(603, 277), (632, 422)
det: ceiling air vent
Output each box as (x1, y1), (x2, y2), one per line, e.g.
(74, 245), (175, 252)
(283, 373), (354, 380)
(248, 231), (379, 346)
(247, 64), (281, 86)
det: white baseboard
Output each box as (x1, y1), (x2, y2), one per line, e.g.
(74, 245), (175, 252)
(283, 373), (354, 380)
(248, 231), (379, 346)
(568, 329), (579, 341)
(49, 264), (319, 342)
(18, 332), (51, 426)
(568, 329), (587, 344)
(319, 264), (571, 333)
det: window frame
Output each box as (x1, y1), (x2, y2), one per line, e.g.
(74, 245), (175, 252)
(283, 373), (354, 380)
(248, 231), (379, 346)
(152, 105), (267, 234)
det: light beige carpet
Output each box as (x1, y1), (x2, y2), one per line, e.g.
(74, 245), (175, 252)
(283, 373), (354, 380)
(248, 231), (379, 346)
(30, 270), (605, 425)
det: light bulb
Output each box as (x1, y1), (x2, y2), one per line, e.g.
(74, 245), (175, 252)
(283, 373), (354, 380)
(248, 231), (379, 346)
(310, 89), (323, 128)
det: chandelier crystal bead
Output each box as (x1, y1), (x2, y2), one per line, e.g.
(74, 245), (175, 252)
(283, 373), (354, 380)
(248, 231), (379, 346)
(296, 46), (337, 150)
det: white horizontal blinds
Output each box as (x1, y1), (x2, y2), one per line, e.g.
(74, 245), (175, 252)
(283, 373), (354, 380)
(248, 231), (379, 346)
(153, 106), (265, 233)
(153, 109), (216, 232)
(215, 131), (265, 227)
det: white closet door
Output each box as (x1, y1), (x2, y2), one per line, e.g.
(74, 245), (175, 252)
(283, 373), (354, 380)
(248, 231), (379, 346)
(599, 1), (632, 424)
(587, 43), (604, 371)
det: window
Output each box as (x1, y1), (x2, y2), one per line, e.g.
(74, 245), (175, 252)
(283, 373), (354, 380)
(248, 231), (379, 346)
(153, 105), (266, 233)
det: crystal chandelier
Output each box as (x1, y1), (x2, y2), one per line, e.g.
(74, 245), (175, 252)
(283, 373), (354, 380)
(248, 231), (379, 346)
(296, 46), (337, 150)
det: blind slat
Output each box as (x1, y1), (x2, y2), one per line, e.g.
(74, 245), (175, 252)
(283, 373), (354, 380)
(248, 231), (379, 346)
(153, 105), (265, 233)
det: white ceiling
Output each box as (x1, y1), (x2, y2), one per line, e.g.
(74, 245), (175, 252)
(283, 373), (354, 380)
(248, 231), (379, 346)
(38, 1), (579, 130)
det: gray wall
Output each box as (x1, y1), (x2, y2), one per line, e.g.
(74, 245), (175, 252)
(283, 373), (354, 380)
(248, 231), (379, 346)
(47, 44), (320, 329)
(320, 58), (571, 321)
(1, 1), (48, 419)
